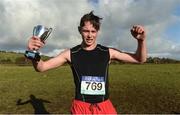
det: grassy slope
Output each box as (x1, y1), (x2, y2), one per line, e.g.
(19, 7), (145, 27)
(0, 52), (23, 63)
(0, 51), (49, 64)
(0, 64), (180, 114)
(109, 64), (180, 114)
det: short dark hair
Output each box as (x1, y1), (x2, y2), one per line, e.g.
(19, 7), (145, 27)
(79, 11), (102, 31)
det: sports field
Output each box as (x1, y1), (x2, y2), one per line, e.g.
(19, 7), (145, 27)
(0, 64), (180, 114)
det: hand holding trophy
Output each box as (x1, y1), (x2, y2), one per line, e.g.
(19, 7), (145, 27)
(25, 25), (52, 61)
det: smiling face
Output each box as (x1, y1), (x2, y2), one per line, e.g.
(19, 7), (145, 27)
(80, 21), (99, 48)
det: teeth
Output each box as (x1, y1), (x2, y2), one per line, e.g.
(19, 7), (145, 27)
(87, 39), (92, 41)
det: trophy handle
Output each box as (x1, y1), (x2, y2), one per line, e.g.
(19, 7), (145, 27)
(33, 26), (37, 36)
(43, 28), (52, 41)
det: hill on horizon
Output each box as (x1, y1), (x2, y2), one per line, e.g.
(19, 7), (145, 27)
(0, 50), (180, 65)
(0, 50), (49, 65)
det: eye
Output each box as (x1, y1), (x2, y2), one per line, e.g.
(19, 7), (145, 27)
(82, 29), (89, 33)
(91, 30), (96, 33)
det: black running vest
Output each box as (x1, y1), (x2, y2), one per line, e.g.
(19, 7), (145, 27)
(70, 44), (110, 103)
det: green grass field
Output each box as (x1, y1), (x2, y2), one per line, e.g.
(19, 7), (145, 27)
(0, 64), (180, 114)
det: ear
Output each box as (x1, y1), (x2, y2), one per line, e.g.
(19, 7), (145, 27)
(78, 26), (81, 33)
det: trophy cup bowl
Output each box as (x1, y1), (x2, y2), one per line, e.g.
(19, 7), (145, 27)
(25, 25), (52, 61)
(33, 25), (52, 41)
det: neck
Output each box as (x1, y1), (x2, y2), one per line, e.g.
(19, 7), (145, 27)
(81, 42), (97, 51)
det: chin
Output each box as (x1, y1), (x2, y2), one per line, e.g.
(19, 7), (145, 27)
(86, 42), (94, 46)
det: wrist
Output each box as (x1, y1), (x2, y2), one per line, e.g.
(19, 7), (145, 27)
(24, 50), (41, 61)
(137, 37), (146, 42)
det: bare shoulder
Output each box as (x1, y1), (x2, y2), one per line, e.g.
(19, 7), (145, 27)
(109, 48), (123, 59)
(60, 49), (70, 54)
(56, 49), (71, 62)
(109, 47), (140, 63)
(109, 48), (122, 53)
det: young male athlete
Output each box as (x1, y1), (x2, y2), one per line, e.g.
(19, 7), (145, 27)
(26, 11), (147, 114)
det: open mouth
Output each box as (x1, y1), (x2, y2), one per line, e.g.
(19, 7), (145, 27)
(86, 39), (93, 43)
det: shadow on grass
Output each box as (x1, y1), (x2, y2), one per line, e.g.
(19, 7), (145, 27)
(16, 94), (51, 114)
(172, 111), (180, 114)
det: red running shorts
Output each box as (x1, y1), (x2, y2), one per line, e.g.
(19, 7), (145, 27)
(71, 99), (117, 114)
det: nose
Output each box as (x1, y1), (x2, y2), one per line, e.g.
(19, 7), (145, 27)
(87, 32), (92, 38)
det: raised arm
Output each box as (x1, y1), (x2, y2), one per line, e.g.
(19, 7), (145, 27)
(27, 36), (70, 72)
(32, 49), (70, 72)
(109, 25), (147, 63)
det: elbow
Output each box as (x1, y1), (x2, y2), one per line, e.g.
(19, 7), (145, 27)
(138, 58), (147, 64)
(33, 61), (46, 72)
(34, 66), (46, 72)
(35, 68), (44, 72)
(38, 67), (47, 72)
(135, 54), (147, 64)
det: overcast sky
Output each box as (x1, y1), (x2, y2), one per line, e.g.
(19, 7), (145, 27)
(0, 0), (180, 60)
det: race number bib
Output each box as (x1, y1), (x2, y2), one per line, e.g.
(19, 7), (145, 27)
(80, 76), (105, 95)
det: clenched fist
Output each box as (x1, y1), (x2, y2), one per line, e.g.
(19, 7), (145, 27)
(131, 25), (146, 41)
(27, 36), (45, 51)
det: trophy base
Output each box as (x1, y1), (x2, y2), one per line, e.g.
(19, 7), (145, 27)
(24, 50), (41, 61)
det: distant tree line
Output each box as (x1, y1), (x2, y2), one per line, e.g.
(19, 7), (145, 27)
(1, 57), (180, 65)
(110, 57), (180, 64)
(0, 51), (180, 65)
(0, 51), (49, 66)
(146, 57), (180, 64)
(0, 57), (32, 65)
(1, 56), (180, 65)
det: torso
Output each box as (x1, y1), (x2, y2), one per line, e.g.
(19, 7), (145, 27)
(70, 44), (110, 103)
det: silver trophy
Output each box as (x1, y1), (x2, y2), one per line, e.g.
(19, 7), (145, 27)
(25, 25), (52, 61)
(33, 25), (52, 41)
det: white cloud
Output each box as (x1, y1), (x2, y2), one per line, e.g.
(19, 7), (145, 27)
(0, 0), (180, 59)
(42, 49), (65, 57)
(97, 0), (180, 59)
